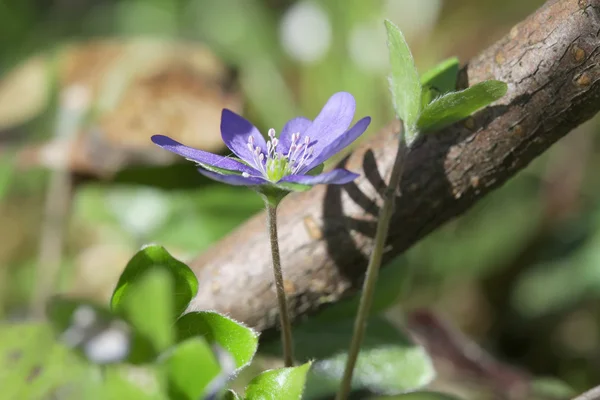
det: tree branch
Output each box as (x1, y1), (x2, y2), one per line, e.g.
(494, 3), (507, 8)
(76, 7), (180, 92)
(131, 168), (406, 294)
(187, 0), (600, 331)
(573, 386), (600, 400)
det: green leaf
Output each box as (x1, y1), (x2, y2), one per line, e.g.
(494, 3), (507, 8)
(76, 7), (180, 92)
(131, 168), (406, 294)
(47, 297), (154, 364)
(161, 337), (222, 400)
(245, 362), (312, 400)
(417, 80), (508, 132)
(0, 322), (91, 400)
(530, 377), (576, 399)
(263, 317), (434, 396)
(384, 19), (421, 132)
(100, 365), (165, 400)
(420, 57), (460, 96)
(121, 269), (174, 353)
(176, 311), (258, 369)
(111, 245), (198, 318)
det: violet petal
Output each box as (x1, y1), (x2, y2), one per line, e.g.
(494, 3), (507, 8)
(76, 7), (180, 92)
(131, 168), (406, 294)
(302, 92), (356, 164)
(280, 168), (359, 185)
(300, 116), (371, 173)
(197, 168), (267, 186)
(278, 117), (312, 154)
(221, 109), (268, 165)
(151, 135), (255, 174)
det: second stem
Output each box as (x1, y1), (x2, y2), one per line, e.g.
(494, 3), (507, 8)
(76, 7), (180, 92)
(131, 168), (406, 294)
(266, 202), (295, 367)
(336, 126), (408, 400)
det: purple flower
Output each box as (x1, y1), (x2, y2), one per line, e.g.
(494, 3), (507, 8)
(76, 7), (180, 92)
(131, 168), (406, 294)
(151, 92), (371, 192)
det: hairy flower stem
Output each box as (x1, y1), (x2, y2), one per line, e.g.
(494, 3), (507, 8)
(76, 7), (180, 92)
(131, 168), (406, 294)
(336, 126), (408, 400)
(265, 201), (295, 367)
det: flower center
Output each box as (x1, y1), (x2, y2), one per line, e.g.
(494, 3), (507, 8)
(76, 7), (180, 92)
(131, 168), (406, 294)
(243, 129), (314, 182)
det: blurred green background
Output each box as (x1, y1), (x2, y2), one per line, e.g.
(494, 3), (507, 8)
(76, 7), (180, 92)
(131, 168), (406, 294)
(2, 0), (600, 397)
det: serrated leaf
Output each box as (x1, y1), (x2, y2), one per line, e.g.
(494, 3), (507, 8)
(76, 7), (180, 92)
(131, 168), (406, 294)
(176, 311), (258, 370)
(161, 337), (221, 400)
(111, 245), (198, 318)
(263, 317), (434, 396)
(121, 269), (174, 353)
(420, 57), (460, 96)
(245, 362), (312, 400)
(417, 80), (508, 132)
(385, 20), (421, 132)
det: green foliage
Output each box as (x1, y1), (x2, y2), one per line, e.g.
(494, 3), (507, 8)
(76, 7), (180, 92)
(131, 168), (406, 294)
(263, 317), (434, 397)
(385, 20), (506, 142)
(420, 57), (460, 107)
(0, 323), (89, 399)
(120, 269), (174, 353)
(100, 366), (166, 400)
(161, 337), (222, 400)
(47, 297), (153, 364)
(416, 80), (508, 132)
(420, 57), (460, 94)
(530, 377), (576, 399)
(176, 311), (259, 370)
(244, 362), (312, 400)
(27, 244), (269, 399)
(111, 245), (198, 318)
(385, 19), (422, 133)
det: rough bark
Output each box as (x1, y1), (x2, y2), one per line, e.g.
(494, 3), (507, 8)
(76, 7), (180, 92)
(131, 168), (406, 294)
(187, 0), (600, 331)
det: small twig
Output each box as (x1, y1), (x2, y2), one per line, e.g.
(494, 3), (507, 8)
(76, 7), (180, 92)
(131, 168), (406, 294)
(31, 84), (90, 317)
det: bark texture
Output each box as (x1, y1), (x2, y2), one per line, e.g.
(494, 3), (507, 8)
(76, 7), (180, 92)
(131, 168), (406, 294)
(187, 0), (600, 331)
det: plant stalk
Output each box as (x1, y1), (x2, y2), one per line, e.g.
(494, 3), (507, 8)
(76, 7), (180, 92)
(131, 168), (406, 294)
(265, 201), (295, 367)
(336, 126), (408, 400)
